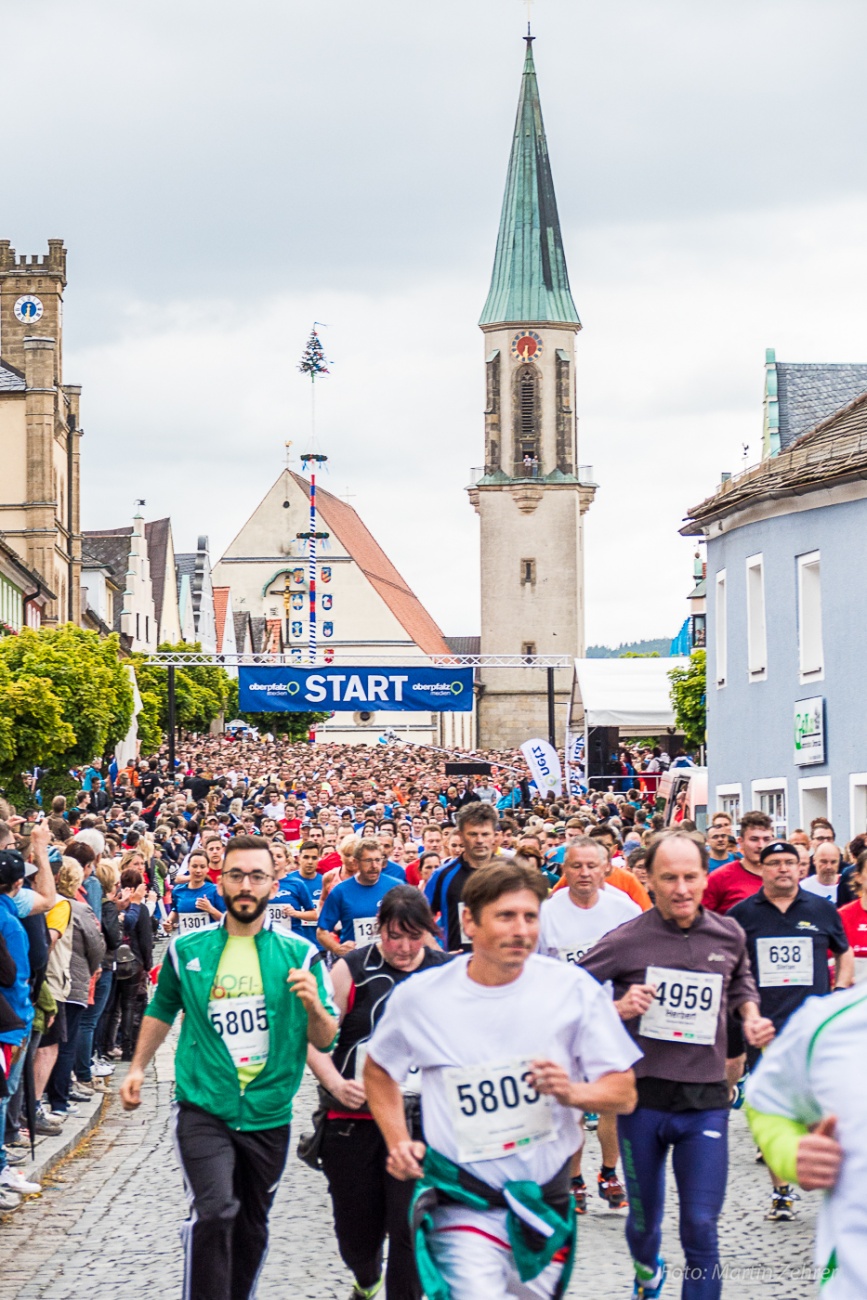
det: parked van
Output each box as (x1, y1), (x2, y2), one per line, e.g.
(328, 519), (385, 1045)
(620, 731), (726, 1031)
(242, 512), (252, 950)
(658, 766), (708, 832)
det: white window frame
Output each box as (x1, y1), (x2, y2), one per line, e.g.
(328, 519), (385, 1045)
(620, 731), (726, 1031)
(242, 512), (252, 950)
(745, 553), (767, 682)
(751, 777), (789, 837)
(848, 773), (867, 839)
(797, 551), (824, 684)
(715, 569), (727, 688)
(797, 776), (832, 831)
(714, 783), (743, 825)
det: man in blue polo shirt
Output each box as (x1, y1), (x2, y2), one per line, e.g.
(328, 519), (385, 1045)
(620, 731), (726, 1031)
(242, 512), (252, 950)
(731, 839), (853, 1223)
(316, 838), (397, 957)
(705, 821), (739, 873)
(277, 840), (324, 948)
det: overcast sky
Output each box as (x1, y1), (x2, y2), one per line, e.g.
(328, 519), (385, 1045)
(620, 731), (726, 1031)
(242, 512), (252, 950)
(3, 0), (867, 645)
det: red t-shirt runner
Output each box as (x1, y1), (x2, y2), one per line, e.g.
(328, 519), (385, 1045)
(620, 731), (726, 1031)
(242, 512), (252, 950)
(838, 900), (867, 979)
(702, 858), (763, 914)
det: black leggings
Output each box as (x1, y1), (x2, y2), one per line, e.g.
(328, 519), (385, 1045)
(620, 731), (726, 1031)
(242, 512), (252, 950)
(320, 1116), (421, 1300)
(174, 1103), (290, 1300)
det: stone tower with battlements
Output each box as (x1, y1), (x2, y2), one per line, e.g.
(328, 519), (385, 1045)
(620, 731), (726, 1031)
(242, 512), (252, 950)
(0, 240), (82, 624)
(470, 36), (595, 748)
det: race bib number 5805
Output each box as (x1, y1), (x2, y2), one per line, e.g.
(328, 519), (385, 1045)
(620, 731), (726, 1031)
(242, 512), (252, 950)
(443, 1058), (555, 1163)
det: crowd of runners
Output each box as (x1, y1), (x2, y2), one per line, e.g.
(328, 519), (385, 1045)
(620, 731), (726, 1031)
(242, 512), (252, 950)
(0, 733), (864, 1299)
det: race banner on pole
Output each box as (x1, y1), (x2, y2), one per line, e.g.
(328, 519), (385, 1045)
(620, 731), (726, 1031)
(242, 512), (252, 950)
(520, 738), (563, 797)
(239, 666), (474, 713)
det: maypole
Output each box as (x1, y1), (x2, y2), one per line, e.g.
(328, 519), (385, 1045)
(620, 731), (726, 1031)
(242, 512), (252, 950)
(296, 327), (330, 665)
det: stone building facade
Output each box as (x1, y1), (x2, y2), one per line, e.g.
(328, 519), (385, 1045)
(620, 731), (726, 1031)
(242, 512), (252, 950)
(0, 240), (81, 624)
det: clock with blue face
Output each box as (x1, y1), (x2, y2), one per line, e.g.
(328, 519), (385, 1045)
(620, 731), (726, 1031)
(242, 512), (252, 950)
(14, 295), (43, 324)
(511, 330), (542, 361)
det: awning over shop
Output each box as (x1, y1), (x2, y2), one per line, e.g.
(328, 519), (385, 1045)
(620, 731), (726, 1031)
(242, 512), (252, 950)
(568, 657), (688, 737)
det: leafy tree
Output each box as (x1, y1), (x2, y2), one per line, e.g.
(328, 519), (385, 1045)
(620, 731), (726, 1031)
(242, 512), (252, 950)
(668, 649), (706, 749)
(0, 625), (133, 803)
(224, 677), (328, 741)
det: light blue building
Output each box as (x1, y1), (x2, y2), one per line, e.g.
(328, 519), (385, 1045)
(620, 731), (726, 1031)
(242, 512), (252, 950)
(683, 357), (867, 840)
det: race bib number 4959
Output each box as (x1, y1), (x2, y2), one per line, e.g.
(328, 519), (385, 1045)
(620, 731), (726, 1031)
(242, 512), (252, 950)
(639, 967), (723, 1046)
(443, 1058), (556, 1163)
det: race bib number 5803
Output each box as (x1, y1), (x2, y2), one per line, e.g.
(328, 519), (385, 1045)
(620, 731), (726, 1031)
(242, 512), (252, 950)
(443, 1058), (556, 1163)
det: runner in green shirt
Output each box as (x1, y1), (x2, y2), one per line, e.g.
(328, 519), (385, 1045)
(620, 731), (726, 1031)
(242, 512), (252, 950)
(120, 834), (337, 1300)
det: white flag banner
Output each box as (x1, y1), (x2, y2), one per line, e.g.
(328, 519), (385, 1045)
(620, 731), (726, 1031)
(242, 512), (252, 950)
(520, 739), (563, 798)
(564, 730), (585, 795)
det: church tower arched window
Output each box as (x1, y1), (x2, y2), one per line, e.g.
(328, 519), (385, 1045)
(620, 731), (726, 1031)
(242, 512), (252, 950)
(513, 364), (540, 475)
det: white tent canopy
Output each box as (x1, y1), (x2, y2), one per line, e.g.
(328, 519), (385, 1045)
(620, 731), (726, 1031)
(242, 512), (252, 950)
(568, 657), (688, 736)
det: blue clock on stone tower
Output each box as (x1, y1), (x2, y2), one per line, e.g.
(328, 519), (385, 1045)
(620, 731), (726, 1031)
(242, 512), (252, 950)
(14, 295), (43, 323)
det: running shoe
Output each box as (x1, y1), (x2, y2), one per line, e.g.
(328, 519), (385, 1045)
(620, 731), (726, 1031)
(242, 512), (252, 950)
(0, 1187), (22, 1210)
(583, 1111), (599, 1131)
(34, 1109), (62, 1136)
(0, 1167), (41, 1194)
(597, 1170), (628, 1209)
(570, 1176), (587, 1215)
(633, 1257), (666, 1298)
(766, 1187), (796, 1221)
(2, 1149), (26, 1166)
(69, 1086), (94, 1103)
(92, 1060), (115, 1077)
(350, 1278), (383, 1299)
(730, 1075), (747, 1110)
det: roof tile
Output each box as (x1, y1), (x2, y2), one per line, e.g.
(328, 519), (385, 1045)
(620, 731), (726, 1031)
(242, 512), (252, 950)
(291, 473), (450, 656)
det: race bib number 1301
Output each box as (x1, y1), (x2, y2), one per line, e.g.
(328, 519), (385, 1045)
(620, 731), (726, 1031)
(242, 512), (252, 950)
(443, 1058), (555, 1163)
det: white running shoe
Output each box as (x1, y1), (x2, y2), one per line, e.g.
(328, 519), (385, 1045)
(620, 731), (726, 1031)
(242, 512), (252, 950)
(0, 1167), (41, 1194)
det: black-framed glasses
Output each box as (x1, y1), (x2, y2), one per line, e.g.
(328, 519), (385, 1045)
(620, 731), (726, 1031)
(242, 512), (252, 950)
(221, 869), (271, 886)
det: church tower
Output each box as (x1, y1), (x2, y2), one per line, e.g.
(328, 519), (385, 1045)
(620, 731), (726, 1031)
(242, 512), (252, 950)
(470, 33), (595, 748)
(0, 240), (82, 624)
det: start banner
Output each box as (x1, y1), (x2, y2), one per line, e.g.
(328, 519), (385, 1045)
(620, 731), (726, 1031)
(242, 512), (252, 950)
(239, 666), (474, 713)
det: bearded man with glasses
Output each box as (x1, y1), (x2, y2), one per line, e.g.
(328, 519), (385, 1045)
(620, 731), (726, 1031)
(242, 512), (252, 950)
(120, 835), (338, 1300)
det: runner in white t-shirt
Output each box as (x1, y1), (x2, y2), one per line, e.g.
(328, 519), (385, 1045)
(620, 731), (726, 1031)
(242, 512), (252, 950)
(746, 985), (867, 1299)
(538, 837), (640, 1214)
(365, 860), (640, 1300)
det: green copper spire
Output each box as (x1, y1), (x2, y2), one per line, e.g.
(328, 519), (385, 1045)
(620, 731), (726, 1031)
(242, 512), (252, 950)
(480, 36), (580, 329)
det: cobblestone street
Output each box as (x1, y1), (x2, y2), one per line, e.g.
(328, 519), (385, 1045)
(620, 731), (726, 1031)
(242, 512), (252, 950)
(0, 1039), (819, 1299)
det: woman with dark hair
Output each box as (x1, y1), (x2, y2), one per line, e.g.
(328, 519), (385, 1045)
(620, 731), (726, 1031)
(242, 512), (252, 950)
(117, 868), (154, 1060)
(307, 886), (449, 1300)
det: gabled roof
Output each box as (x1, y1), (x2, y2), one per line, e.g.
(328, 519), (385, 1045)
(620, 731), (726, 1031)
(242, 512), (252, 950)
(0, 537), (55, 600)
(82, 531), (132, 581)
(250, 616), (268, 654)
(264, 618), (284, 653)
(213, 586), (230, 652)
(683, 389), (867, 534)
(0, 360), (25, 393)
(290, 473), (450, 656)
(233, 610), (253, 654)
(446, 635), (481, 656)
(144, 518), (171, 631)
(479, 37), (579, 328)
(777, 362), (867, 451)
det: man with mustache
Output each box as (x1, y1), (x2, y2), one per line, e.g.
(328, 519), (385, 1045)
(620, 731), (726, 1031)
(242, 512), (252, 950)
(365, 861), (639, 1299)
(120, 835), (337, 1300)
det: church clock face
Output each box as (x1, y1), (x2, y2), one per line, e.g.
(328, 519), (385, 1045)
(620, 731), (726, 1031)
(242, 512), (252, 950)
(511, 330), (542, 361)
(14, 295), (43, 324)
